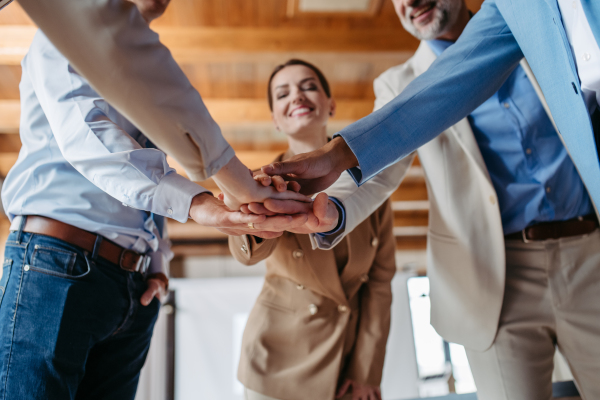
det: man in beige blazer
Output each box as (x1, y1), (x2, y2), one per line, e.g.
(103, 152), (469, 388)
(305, 0), (600, 398)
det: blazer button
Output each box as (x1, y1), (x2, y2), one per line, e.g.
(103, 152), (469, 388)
(371, 238), (379, 247)
(308, 304), (318, 315)
(338, 305), (349, 313)
(360, 274), (369, 283)
(296, 284), (305, 290)
(241, 244), (248, 254)
(292, 249), (304, 259)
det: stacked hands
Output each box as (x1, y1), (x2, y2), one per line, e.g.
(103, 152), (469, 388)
(188, 152), (346, 239)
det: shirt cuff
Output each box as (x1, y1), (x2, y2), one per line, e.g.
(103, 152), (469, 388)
(316, 197), (346, 237)
(153, 173), (208, 223)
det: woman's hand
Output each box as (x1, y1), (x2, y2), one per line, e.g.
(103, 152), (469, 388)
(212, 156), (310, 210)
(336, 378), (382, 400)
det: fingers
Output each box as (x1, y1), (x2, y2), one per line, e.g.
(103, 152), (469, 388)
(225, 211), (267, 225)
(253, 213), (308, 231)
(263, 199), (313, 214)
(271, 175), (287, 192)
(268, 188), (312, 202)
(262, 159), (306, 177)
(140, 279), (163, 306)
(247, 202), (277, 216)
(254, 173), (272, 187)
(336, 379), (352, 398)
(287, 181), (301, 192)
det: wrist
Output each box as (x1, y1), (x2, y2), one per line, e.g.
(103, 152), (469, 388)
(329, 136), (358, 173)
(189, 192), (214, 219)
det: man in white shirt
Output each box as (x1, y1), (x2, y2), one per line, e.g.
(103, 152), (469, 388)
(0, 1), (313, 399)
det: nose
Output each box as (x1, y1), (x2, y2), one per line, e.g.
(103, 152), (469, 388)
(290, 87), (307, 104)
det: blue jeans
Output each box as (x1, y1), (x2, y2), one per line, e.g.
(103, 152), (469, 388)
(0, 227), (160, 400)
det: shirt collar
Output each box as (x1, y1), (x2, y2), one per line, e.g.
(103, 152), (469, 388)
(425, 38), (454, 56)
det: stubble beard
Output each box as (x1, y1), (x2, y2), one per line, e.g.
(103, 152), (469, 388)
(400, 0), (462, 41)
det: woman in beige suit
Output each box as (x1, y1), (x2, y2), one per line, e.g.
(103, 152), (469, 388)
(229, 60), (396, 400)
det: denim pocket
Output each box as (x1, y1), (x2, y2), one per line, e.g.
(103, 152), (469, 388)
(30, 245), (90, 279)
(0, 258), (13, 307)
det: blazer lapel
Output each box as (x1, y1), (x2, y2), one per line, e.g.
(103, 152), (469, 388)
(295, 234), (348, 306)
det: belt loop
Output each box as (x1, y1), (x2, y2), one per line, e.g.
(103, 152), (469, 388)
(15, 215), (27, 245)
(91, 235), (103, 261)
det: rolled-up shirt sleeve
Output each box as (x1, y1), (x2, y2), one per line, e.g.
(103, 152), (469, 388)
(18, 0), (235, 181)
(24, 31), (206, 223)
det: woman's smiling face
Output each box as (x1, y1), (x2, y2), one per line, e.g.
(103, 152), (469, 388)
(270, 65), (335, 137)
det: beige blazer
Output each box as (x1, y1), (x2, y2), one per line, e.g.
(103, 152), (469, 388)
(230, 200), (396, 400)
(318, 42), (594, 352)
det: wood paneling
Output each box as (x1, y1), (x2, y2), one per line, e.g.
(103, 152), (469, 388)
(0, 99), (373, 134)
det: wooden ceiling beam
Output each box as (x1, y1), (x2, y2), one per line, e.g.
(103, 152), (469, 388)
(0, 99), (373, 133)
(0, 25), (416, 65)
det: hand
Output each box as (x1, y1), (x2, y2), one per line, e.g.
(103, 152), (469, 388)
(212, 156), (311, 210)
(140, 276), (167, 306)
(241, 193), (339, 234)
(261, 136), (358, 195)
(336, 378), (382, 400)
(253, 172), (302, 193)
(189, 193), (308, 238)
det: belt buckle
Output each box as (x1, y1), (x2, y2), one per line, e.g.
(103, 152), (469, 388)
(119, 250), (151, 275)
(136, 254), (151, 275)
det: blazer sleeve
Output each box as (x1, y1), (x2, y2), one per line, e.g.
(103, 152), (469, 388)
(229, 235), (280, 266)
(18, 0), (235, 182)
(344, 200), (396, 386)
(308, 72), (417, 251)
(336, 0), (523, 185)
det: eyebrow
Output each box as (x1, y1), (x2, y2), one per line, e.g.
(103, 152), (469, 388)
(274, 77), (317, 91)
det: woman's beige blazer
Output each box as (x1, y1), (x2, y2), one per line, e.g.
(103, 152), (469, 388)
(229, 200), (396, 400)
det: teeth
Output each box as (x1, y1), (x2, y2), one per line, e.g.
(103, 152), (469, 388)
(413, 4), (434, 18)
(291, 107), (311, 116)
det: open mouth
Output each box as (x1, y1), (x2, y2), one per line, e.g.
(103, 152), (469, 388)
(410, 2), (436, 22)
(289, 106), (314, 117)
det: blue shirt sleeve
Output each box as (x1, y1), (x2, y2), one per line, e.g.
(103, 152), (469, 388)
(336, 0), (523, 185)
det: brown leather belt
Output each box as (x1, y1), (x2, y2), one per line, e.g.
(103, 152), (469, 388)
(504, 214), (599, 242)
(14, 216), (150, 274)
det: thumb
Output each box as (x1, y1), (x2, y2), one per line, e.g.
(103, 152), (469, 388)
(313, 193), (330, 220)
(336, 379), (352, 398)
(140, 285), (158, 306)
(262, 159), (306, 177)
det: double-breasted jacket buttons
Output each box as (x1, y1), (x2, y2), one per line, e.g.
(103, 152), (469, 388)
(296, 284), (304, 290)
(292, 249), (304, 259)
(241, 244), (248, 254)
(308, 304), (318, 315)
(337, 305), (349, 313)
(371, 237), (379, 247)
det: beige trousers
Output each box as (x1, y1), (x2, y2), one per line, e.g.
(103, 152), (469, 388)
(244, 387), (353, 400)
(465, 230), (600, 400)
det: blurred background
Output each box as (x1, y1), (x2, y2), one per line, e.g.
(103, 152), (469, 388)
(0, 1), (520, 399)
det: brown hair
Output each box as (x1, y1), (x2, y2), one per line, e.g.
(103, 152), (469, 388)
(267, 59), (331, 111)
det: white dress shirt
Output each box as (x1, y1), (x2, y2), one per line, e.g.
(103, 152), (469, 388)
(558, 0), (600, 113)
(1, 31), (207, 276)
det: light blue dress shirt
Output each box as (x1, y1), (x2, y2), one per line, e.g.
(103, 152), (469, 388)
(1, 31), (207, 275)
(427, 39), (592, 234)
